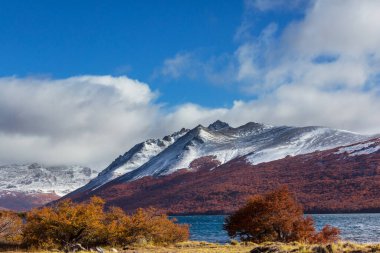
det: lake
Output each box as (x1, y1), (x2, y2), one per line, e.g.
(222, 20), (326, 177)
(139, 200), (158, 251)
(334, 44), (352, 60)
(174, 214), (380, 243)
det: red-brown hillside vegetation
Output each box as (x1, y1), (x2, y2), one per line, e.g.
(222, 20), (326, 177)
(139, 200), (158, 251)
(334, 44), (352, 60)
(67, 138), (380, 214)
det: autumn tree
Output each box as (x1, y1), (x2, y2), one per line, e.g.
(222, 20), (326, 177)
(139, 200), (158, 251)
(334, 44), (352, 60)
(103, 206), (129, 247)
(104, 207), (189, 246)
(23, 197), (107, 250)
(0, 211), (23, 245)
(22, 197), (189, 250)
(224, 187), (340, 243)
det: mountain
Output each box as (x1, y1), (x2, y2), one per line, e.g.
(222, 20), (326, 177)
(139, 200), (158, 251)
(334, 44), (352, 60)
(67, 137), (380, 214)
(65, 120), (374, 211)
(0, 163), (99, 211)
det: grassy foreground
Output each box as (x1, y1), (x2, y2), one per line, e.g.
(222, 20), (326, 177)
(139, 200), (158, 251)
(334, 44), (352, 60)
(4, 241), (380, 253)
(121, 241), (380, 253)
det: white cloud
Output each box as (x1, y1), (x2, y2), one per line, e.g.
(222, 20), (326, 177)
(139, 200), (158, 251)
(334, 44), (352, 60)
(163, 89), (380, 136)
(232, 0), (380, 133)
(157, 52), (236, 85)
(159, 52), (200, 79)
(155, 0), (380, 134)
(0, 76), (162, 169)
(283, 0), (380, 57)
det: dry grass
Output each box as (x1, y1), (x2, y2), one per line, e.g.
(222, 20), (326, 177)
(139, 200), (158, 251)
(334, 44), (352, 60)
(121, 241), (380, 253)
(2, 241), (380, 253)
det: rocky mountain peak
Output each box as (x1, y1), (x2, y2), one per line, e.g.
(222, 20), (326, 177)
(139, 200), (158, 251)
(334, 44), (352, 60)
(207, 120), (230, 131)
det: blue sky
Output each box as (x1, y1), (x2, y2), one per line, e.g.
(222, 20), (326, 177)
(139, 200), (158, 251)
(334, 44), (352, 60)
(0, 0), (307, 107)
(0, 0), (380, 167)
(1, 0), (244, 106)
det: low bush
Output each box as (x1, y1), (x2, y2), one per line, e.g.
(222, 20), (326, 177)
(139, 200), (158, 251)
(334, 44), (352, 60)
(21, 197), (189, 250)
(105, 207), (189, 246)
(22, 197), (107, 250)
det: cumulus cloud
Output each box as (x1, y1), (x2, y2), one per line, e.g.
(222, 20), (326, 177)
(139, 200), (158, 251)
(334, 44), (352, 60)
(238, 0), (380, 91)
(282, 0), (380, 56)
(238, 0), (380, 133)
(156, 0), (380, 135)
(0, 76), (163, 169)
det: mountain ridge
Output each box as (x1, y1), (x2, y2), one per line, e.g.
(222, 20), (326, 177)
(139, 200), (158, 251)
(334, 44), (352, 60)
(66, 137), (380, 214)
(67, 120), (372, 199)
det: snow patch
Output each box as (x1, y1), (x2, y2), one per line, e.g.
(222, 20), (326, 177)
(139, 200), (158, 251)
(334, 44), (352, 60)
(335, 142), (380, 156)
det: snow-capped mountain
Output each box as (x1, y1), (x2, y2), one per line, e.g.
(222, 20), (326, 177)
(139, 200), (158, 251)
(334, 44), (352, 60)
(0, 163), (99, 196)
(68, 137), (380, 214)
(69, 120), (371, 196)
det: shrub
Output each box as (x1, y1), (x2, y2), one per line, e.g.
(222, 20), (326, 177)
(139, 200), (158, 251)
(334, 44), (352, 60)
(22, 197), (189, 250)
(0, 211), (23, 245)
(23, 197), (107, 250)
(124, 208), (189, 245)
(105, 207), (189, 246)
(311, 225), (340, 244)
(224, 187), (340, 243)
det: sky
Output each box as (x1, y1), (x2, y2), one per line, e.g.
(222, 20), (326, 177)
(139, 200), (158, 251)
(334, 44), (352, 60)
(0, 0), (379, 169)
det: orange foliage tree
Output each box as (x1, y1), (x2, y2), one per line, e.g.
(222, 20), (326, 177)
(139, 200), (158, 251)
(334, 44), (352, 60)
(224, 187), (340, 243)
(23, 197), (107, 250)
(123, 208), (189, 245)
(22, 197), (189, 250)
(102, 206), (189, 246)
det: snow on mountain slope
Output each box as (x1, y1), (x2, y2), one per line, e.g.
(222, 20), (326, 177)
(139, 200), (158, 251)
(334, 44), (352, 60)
(112, 122), (368, 183)
(68, 121), (370, 196)
(335, 140), (380, 156)
(245, 126), (369, 164)
(76, 128), (189, 192)
(0, 163), (99, 196)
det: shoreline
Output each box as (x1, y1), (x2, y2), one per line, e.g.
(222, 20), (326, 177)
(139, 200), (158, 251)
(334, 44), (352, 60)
(169, 211), (380, 216)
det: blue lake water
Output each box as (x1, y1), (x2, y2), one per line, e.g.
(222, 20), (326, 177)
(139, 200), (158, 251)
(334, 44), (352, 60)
(174, 214), (380, 243)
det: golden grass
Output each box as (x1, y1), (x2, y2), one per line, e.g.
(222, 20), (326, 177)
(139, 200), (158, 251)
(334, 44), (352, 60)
(2, 241), (380, 253)
(122, 241), (380, 253)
